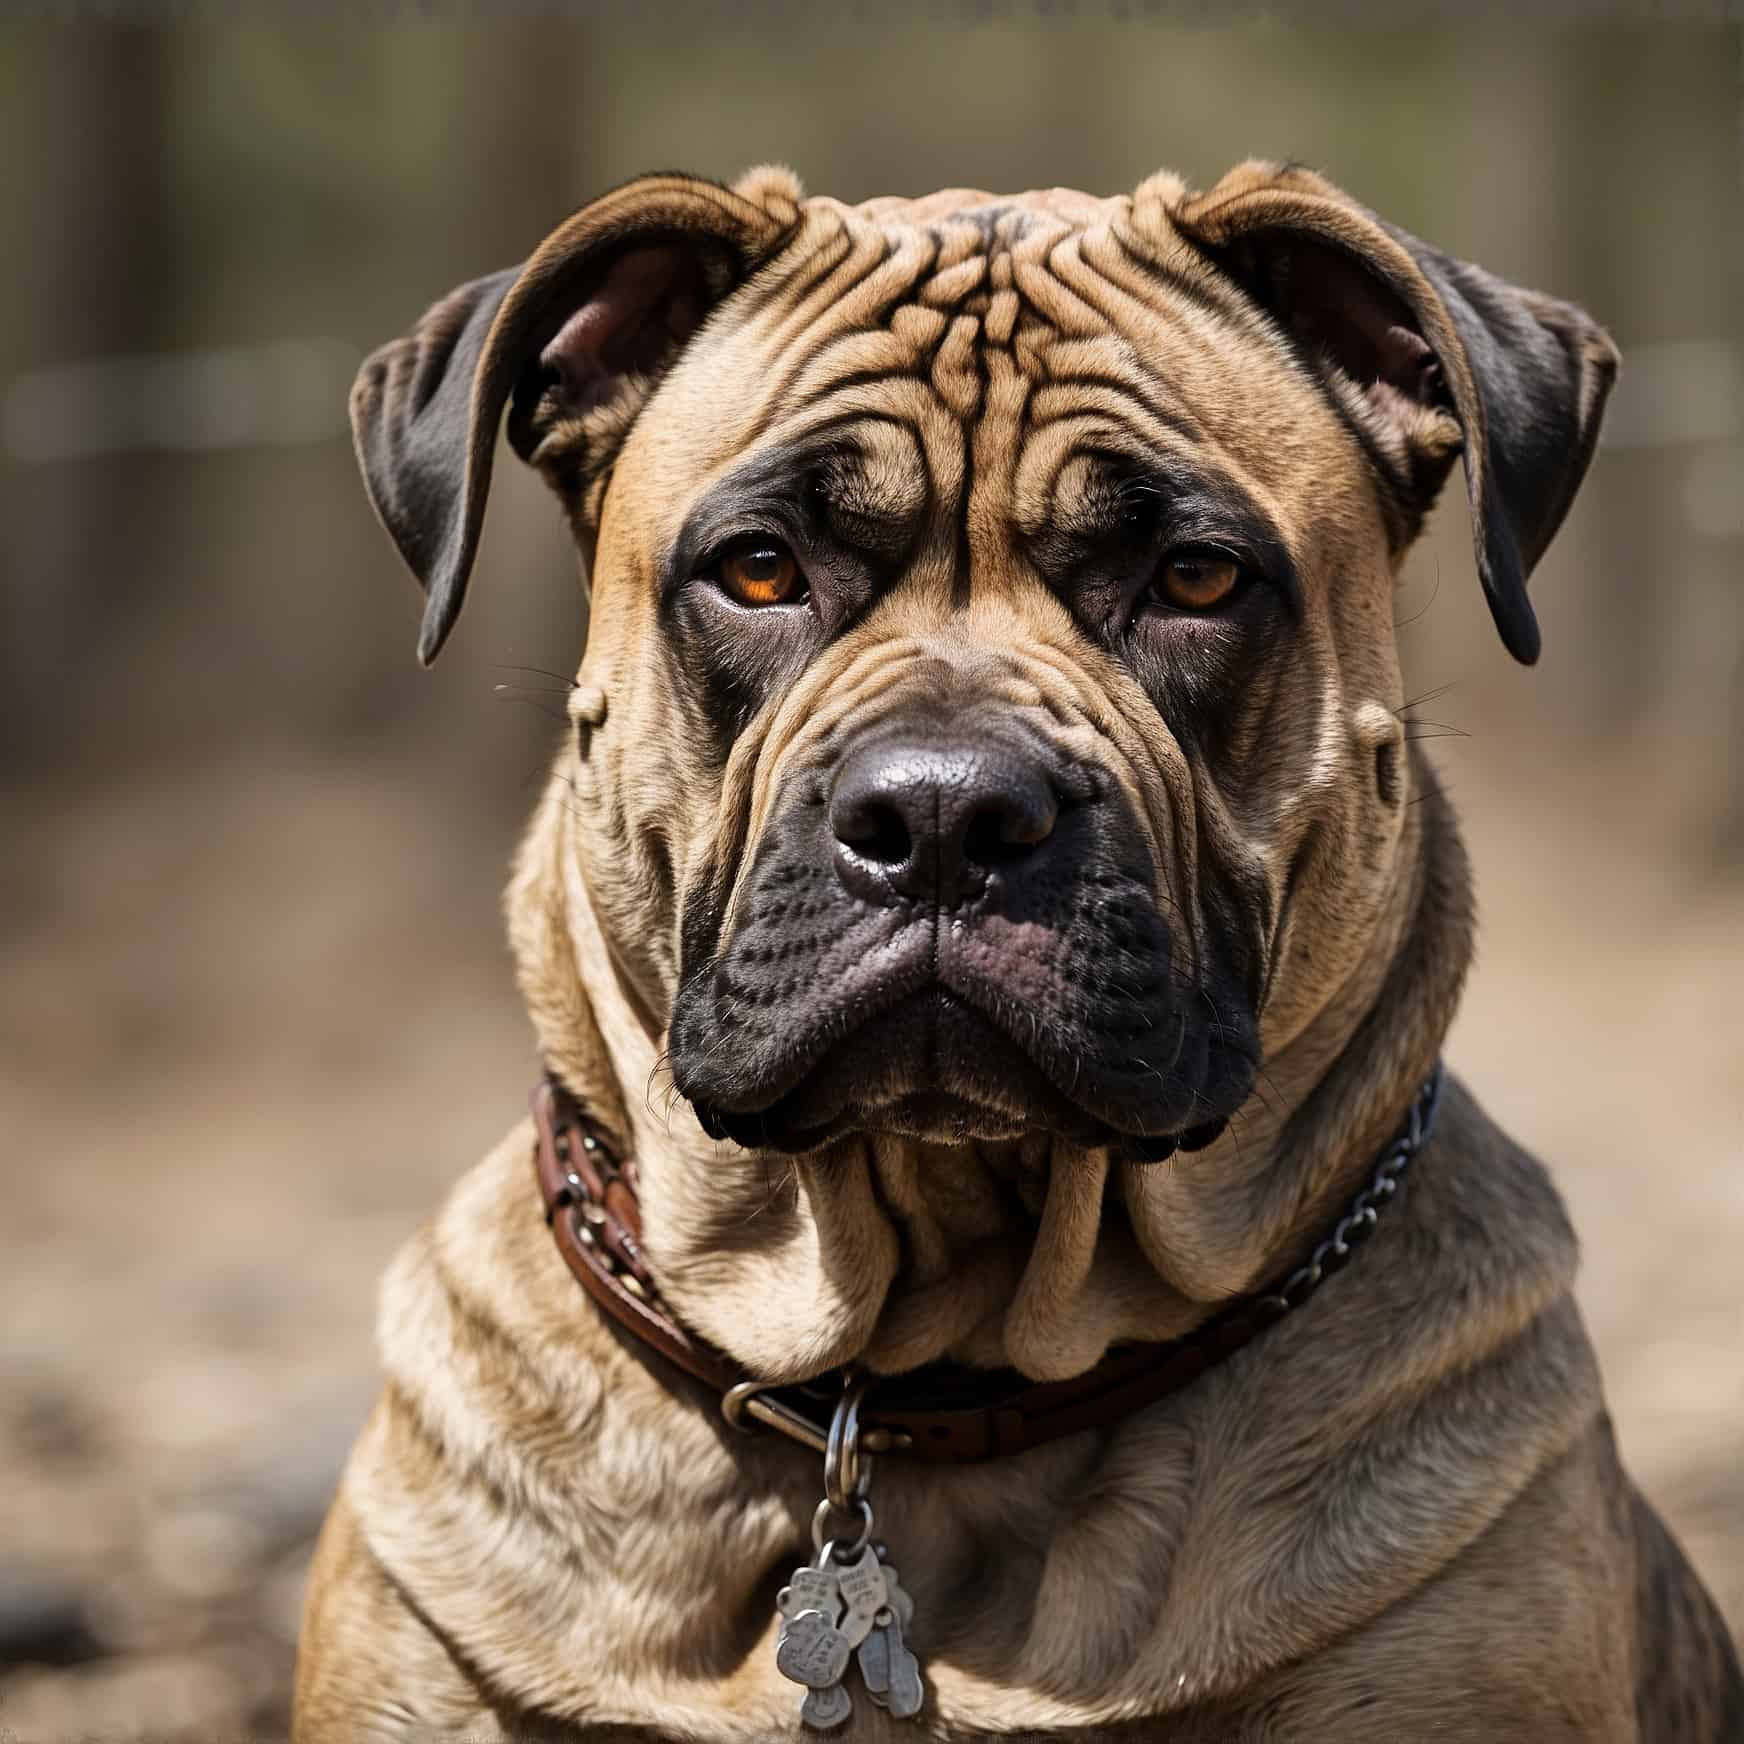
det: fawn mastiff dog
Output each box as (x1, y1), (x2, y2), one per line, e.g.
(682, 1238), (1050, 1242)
(295, 162), (1742, 1740)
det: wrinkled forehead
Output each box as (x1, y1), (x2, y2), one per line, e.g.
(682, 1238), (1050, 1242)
(627, 182), (1346, 575)
(848, 181), (1125, 232)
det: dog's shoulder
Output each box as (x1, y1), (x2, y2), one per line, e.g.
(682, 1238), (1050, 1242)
(365, 1118), (636, 1516)
(1345, 1072), (1590, 1406)
(295, 1126), (624, 1737)
(1415, 1073), (1580, 1267)
(294, 1473), (503, 1741)
(1235, 1414), (1640, 1741)
(1403, 1086), (1742, 1739)
(1608, 1424), (1744, 1743)
(316, 1126), (816, 1739)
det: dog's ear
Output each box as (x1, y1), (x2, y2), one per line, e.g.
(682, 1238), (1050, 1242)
(351, 171), (801, 663)
(1169, 162), (1619, 664)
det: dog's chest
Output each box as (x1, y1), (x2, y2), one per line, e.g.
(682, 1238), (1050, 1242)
(358, 1126), (1628, 1743)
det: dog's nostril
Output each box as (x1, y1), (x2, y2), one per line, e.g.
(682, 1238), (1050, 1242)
(837, 799), (913, 867)
(963, 794), (1057, 867)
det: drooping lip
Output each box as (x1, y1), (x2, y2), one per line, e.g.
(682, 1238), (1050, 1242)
(764, 988), (1117, 1145)
(671, 913), (1232, 1149)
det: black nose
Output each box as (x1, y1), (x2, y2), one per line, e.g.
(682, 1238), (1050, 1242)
(828, 736), (1061, 906)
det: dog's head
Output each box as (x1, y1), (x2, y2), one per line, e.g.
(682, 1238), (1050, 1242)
(354, 163), (1615, 1162)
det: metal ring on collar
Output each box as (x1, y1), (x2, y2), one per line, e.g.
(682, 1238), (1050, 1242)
(811, 1495), (874, 1560)
(824, 1371), (874, 1510)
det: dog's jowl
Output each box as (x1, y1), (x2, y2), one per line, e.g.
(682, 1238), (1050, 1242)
(295, 164), (1741, 1741)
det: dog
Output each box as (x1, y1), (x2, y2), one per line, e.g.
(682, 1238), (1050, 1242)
(294, 162), (1742, 1740)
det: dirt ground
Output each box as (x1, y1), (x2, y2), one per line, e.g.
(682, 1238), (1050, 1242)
(2, 723), (1740, 1741)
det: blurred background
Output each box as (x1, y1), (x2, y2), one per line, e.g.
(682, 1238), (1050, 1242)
(2, 8), (1740, 1739)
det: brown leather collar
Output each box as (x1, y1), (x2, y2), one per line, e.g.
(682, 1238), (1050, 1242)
(532, 1065), (1444, 1463)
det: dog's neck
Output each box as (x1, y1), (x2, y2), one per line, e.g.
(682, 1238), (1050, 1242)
(507, 746), (1470, 1387)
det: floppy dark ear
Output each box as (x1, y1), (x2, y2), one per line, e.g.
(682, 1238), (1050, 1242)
(1172, 162), (1620, 664)
(350, 172), (800, 663)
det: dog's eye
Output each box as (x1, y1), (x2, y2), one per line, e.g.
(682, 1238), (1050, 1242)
(717, 542), (808, 608)
(1151, 549), (1242, 613)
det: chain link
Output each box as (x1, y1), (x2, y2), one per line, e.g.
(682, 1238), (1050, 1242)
(1259, 1064), (1444, 1317)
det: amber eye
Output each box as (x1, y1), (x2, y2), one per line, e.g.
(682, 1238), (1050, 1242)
(718, 542), (807, 608)
(1153, 550), (1242, 613)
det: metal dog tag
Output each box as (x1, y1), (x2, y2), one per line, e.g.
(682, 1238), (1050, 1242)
(799, 1681), (853, 1730)
(865, 1608), (924, 1720)
(885, 1635), (925, 1720)
(876, 1560), (915, 1633)
(776, 1607), (852, 1691)
(778, 1565), (841, 1620)
(802, 1674), (858, 1730)
(832, 1543), (889, 1647)
(770, 1374), (928, 1729)
(856, 1606), (893, 1696)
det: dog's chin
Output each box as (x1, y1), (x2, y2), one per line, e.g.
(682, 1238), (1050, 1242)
(691, 989), (1135, 1154)
(866, 1091), (1034, 1145)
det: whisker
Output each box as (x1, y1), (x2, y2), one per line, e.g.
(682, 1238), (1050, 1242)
(1395, 682), (1461, 717)
(491, 662), (578, 688)
(1393, 560), (1442, 632)
(493, 690), (572, 724)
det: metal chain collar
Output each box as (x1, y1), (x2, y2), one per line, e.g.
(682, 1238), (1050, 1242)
(1257, 1062), (1446, 1317)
